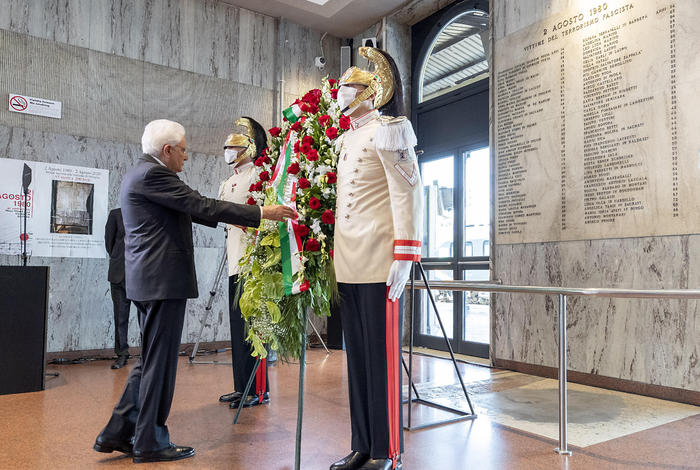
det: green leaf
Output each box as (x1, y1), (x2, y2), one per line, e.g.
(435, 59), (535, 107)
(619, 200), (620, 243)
(266, 301), (281, 323)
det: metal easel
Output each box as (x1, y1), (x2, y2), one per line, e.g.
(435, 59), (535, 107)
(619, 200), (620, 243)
(403, 261), (477, 430)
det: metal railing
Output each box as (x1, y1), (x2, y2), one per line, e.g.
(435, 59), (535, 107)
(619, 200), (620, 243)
(410, 279), (700, 455)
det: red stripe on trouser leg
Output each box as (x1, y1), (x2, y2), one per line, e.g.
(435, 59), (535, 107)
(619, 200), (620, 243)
(385, 289), (400, 468)
(256, 358), (267, 403)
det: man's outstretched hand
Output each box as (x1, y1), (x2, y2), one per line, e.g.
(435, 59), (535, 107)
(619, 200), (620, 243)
(261, 205), (297, 221)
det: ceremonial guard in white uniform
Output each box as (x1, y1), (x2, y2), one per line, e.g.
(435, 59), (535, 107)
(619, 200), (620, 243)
(331, 48), (423, 470)
(217, 117), (271, 409)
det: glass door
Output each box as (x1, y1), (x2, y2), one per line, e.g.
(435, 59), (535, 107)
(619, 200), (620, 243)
(414, 146), (491, 358)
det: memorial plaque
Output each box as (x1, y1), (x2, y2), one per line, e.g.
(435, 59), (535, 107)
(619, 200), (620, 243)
(495, 1), (700, 243)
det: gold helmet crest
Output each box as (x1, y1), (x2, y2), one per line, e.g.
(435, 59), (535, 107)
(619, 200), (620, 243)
(338, 47), (395, 112)
(223, 117), (258, 164)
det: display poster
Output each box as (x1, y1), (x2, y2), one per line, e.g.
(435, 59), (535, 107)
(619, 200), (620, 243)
(495, 1), (700, 243)
(0, 158), (109, 258)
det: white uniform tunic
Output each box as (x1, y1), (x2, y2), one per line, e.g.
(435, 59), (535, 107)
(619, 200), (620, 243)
(218, 162), (258, 276)
(335, 110), (423, 284)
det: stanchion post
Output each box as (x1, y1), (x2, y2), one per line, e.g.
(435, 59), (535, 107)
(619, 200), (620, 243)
(295, 307), (309, 470)
(555, 293), (572, 456)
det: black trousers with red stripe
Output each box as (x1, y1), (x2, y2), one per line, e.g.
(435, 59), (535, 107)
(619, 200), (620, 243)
(229, 275), (269, 394)
(338, 282), (404, 460)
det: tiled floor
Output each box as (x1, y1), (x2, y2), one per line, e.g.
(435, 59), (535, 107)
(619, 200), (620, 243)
(0, 349), (698, 470)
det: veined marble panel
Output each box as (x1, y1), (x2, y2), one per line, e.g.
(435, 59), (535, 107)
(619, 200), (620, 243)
(143, 0), (196, 71)
(0, 0), (89, 47)
(88, 0), (149, 59)
(393, 0), (459, 26)
(494, 236), (700, 392)
(237, 8), (276, 90)
(193, 0), (239, 80)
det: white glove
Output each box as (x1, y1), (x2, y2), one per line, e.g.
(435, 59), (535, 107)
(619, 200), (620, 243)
(386, 260), (413, 301)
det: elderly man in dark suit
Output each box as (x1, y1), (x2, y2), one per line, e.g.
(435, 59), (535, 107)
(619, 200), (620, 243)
(105, 207), (132, 369)
(94, 119), (295, 464)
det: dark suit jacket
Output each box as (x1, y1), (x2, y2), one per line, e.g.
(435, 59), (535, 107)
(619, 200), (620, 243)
(105, 208), (126, 284)
(120, 154), (261, 301)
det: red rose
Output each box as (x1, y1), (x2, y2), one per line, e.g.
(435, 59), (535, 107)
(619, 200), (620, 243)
(291, 121), (302, 132)
(318, 114), (331, 127)
(300, 142), (312, 155)
(305, 238), (321, 252)
(300, 116), (307, 123)
(249, 183), (256, 192)
(303, 89), (322, 106)
(254, 157), (264, 167)
(246, 197), (256, 205)
(263, 156), (271, 164)
(306, 149), (319, 161)
(339, 115), (351, 130)
(298, 178), (311, 189)
(293, 141), (300, 153)
(321, 209), (335, 224)
(301, 103), (311, 113)
(287, 162), (300, 175)
(325, 171), (337, 184)
(308, 103), (319, 115)
(269, 127), (281, 137)
(330, 88), (338, 99)
(302, 135), (315, 146)
(261, 147), (269, 155)
(309, 197), (321, 209)
(299, 279), (310, 291)
(253, 181), (264, 191)
(259, 171), (270, 181)
(328, 79), (337, 87)
(325, 127), (338, 140)
(294, 224), (310, 238)
(329, 249), (334, 259)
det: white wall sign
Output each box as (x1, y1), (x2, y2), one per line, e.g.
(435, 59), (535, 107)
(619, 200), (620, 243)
(8, 93), (62, 119)
(0, 158), (108, 258)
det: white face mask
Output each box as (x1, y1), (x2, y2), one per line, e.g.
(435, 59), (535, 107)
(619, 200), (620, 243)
(224, 148), (239, 165)
(337, 85), (373, 116)
(337, 86), (357, 112)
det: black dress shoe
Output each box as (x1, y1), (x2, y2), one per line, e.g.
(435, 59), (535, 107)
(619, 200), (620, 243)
(358, 458), (399, 470)
(229, 392), (270, 409)
(330, 451), (369, 470)
(219, 391), (243, 402)
(132, 443), (195, 463)
(111, 355), (128, 369)
(93, 435), (133, 454)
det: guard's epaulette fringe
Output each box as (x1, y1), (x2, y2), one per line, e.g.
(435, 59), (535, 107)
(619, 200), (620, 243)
(375, 115), (417, 151)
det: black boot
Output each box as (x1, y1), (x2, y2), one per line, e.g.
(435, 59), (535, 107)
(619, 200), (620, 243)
(111, 355), (128, 369)
(219, 391), (242, 402)
(330, 451), (369, 470)
(228, 392), (270, 409)
(359, 458), (400, 470)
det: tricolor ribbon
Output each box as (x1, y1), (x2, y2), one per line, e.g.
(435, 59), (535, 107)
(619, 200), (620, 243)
(269, 129), (309, 296)
(282, 104), (302, 123)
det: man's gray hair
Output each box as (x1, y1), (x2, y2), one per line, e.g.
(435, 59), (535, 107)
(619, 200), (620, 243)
(141, 119), (186, 157)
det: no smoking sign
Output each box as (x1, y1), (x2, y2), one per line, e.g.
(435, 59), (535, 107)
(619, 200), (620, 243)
(8, 93), (62, 119)
(9, 95), (28, 111)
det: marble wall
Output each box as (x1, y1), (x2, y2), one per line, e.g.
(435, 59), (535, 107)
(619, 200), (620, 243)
(492, 0), (700, 392)
(0, 0), (342, 352)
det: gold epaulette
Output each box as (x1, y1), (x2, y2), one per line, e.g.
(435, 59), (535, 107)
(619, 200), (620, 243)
(379, 115), (407, 125)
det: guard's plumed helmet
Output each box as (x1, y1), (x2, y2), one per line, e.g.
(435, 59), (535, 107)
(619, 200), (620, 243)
(338, 47), (403, 116)
(223, 117), (268, 164)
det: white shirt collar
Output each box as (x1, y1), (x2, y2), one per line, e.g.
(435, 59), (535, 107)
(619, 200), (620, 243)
(350, 109), (379, 130)
(151, 154), (167, 167)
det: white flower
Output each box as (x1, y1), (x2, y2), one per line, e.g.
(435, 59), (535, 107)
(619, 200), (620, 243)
(317, 231), (327, 241)
(310, 219), (322, 234)
(322, 187), (332, 197)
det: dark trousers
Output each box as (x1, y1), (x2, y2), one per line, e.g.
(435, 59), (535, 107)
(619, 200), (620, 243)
(338, 283), (404, 460)
(229, 275), (269, 393)
(110, 281), (132, 356)
(99, 298), (187, 452)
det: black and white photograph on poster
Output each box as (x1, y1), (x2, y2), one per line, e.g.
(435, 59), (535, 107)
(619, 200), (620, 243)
(50, 181), (95, 235)
(0, 158), (108, 258)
